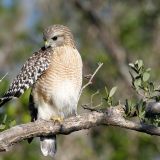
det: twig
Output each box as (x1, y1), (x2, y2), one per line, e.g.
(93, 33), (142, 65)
(81, 62), (103, 91)
(0, 73), (8, 82)
(82, 90), (103, 112)
(79, 62), (103, 98)
(90, 90), (100, 107)
(84, 74), (92, 79)
(94, 97), (103, 108)
(82, 104), (102, 112)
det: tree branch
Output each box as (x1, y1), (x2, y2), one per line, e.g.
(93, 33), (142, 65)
(0, 105), (160, 152)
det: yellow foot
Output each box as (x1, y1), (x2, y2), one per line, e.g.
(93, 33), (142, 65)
(50, 116), (64, 124)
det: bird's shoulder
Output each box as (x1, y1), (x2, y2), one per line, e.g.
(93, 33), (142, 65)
(2, 47), (54, 99)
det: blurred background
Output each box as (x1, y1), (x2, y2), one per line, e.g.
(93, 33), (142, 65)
(0, 0), (160, 160)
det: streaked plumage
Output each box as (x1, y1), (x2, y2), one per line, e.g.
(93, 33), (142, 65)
(0, 47), (52, 106)
(0, 25), (83, 157)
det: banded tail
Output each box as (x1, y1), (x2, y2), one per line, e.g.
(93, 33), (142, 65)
(40, 135), (57, 157)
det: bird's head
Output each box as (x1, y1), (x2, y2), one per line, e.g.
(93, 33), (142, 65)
(43, 25), (76, 49)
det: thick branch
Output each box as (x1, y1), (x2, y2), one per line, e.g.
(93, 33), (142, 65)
(0, 105), (160, 152)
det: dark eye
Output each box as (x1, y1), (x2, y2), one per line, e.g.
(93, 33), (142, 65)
(52, 36), (58, 41)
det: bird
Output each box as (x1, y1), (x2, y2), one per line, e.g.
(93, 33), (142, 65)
(0, 25), (83, 157)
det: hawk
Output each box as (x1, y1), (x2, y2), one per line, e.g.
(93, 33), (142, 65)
(0, 25), (83, 157)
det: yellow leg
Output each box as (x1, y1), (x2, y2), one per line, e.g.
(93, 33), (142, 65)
(50, 116), (64, 124)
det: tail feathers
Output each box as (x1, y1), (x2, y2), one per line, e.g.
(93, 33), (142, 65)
(40, 136), (57, 157)
(0, 97), (12, 107)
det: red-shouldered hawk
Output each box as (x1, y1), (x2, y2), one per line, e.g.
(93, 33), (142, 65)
(0, 25), (83, 157)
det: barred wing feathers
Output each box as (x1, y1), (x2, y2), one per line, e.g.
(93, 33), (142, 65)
(0, 47), (52, 107)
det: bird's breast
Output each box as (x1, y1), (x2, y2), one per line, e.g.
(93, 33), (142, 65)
(33, 46), (82, 119)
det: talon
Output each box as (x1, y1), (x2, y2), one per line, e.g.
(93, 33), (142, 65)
(50, 116), (63, 124)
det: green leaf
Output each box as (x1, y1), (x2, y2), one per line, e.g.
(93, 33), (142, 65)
(129, 63), (139, 73)
(146, 68), (151, 72)
(129, 63), (134, 68)
(134, 78), (141, 89)
(137, 60), (143, 69)
(135, 59), (143, 67)
(0, 124), (6, 130)
(109, 86), (117, 97)
(143, 72), (150, 82)
(105, 86), (109, 97)
(135, 60), (139, 67)
(2, 114), (7, 123)
(9, 120), (16, 127)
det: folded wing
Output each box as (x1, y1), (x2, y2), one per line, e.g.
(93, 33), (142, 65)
(0, 47), (52, 107)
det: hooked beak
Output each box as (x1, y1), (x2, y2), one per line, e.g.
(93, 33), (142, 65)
(45, 41), (50, 48)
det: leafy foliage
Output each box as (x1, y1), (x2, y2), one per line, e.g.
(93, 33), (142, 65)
(104, 86), (117, 106)
(0, 114), (16, 131)
(126, 60), (160, 125)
